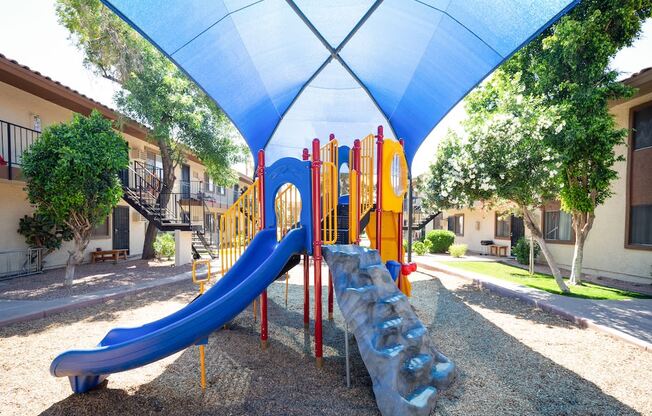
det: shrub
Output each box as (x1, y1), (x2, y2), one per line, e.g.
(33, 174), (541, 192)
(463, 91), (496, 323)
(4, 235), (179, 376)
(512, 237), (541, 265)
(425, 230), (455, 253)
(424, 239), (433, 253)
(17, 213), (73, 256)
(449, 243), (468, 258)
(154, 233), (175, 260)
(412, 241), (427, 256)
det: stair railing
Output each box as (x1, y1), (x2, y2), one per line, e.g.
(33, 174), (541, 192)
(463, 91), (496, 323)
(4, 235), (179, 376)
(219, 178), (260, 275)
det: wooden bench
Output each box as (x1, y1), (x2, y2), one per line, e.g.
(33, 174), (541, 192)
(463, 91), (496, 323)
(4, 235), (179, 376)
(489, 245), (508, 257)
(91, 249), (128, 264)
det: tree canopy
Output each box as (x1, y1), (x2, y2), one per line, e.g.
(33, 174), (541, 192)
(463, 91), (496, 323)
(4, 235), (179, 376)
(21, 111), (129, 284)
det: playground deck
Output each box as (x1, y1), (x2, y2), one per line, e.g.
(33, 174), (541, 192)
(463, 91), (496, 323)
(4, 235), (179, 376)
(1, 270), (649, 416)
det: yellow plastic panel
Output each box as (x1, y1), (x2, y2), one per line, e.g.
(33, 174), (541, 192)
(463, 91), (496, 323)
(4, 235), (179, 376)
(381, 139), (408, 213)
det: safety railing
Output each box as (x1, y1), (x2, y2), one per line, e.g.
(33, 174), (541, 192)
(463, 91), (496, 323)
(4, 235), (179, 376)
(0, 248), (43, 280)
(0, 119), (41, 180)
(275, 183), (301, 241)
(321, 160), (338, 244)
(319, 139), (338, 245)
(219, 178), (260, 274)
(360, 134), (375, 218)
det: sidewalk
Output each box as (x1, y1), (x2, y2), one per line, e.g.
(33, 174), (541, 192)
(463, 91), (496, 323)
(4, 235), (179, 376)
(0, 260), (215, 328)
(415, 255), (652, 351)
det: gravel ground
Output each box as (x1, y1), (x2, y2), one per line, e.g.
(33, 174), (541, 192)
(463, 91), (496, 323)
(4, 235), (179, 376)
(0, 271), (650, 416)
(0, 259), (195, 301)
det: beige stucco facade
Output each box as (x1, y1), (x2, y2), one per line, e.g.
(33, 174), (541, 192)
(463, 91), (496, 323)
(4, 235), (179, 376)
(441, 78), (652, 284)
(0, 63), (228, 273)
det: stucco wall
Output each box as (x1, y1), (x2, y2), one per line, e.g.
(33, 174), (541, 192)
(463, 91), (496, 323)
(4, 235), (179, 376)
(0, 79), (199, 272)
(439, 91), (652, 283)
(443, 208), (518, 256)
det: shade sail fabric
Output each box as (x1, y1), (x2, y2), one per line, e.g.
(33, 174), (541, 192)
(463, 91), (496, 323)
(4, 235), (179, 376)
(102, 0), (578, 166)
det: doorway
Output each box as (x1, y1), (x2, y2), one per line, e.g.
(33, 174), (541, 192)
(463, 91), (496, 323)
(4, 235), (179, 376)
(181, 164), (190, 198)
(510, 215), (525, 248)
(112, 206), (130, 252)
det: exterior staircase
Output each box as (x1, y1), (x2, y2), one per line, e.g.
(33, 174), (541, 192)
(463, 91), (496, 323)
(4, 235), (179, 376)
(120, 162), (219, 260)
(192, 231), (218, 260)
(323, 245), (455, 416)
(403, 210), (440, 231)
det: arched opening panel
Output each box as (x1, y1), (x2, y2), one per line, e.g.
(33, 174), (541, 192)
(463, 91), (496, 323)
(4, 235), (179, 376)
(274, 183), (302, 242)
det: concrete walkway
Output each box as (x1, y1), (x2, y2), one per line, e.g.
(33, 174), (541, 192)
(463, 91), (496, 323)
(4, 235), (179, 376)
(0, 269), (199, 328)
(415, 255), (652, 351)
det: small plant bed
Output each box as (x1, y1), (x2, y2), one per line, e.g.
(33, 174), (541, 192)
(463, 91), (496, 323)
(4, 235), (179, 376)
(440, 261), (651, 300)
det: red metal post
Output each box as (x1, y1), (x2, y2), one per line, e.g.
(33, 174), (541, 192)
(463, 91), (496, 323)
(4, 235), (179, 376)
(376, 126), (384, 258)
(311, 138), (324, 367)
(257, 150), (268, 349)
(302, 148), (310, 328)
(353, 139), (362, 245)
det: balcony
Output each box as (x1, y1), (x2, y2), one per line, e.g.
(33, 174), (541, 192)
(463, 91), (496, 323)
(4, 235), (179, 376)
(0, 119), (41, 180)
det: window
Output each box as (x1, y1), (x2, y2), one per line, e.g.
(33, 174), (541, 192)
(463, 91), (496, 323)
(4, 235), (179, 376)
(91, 216), (110, 238)
(544, 210), (572, 242)
(447, 214), (464, 236)
(628, 103), (652, 247)
(495, 213), (510, 239)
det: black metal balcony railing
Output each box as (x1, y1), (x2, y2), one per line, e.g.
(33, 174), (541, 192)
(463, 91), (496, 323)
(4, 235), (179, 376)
(0, 120), (41, 180)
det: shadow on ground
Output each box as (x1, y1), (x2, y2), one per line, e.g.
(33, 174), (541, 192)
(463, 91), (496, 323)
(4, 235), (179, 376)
(0, 281), (196, 338)
(37, 278), (638, 416)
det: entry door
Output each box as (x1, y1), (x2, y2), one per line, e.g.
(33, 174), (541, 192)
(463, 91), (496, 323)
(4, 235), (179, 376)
(510, 215), (525, 248)
(112, 206), (130, 252)
(181, 164), (191, 198)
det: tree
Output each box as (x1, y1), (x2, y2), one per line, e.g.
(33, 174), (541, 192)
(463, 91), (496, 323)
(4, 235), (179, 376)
(422, 74), (571, 291)
(56, 0), (243, 258)
(501, 0), (652, 284)
(21, 111), (129, 286)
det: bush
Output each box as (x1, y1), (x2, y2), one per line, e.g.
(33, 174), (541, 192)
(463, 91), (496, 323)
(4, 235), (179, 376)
(512, 237), (540, 265)
(154, 233), (175, 260)
(449, 243), (468, 258)
(412, 241), (427, 256)
(424, 239), (433, 253)
(425, 230), (455, 253)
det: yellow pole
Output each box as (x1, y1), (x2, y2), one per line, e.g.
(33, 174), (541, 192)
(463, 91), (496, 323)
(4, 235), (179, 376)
(285, 272), (289, 307)
(199, 345), (206, 390)
(192, 261), (211, 391)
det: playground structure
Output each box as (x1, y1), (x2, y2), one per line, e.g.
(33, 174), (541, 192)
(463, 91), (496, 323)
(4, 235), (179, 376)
(50, 1), (582, 414)
(50, 126), (455, 415)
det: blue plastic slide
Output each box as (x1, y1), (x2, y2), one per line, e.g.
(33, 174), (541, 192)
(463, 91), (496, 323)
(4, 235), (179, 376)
(50, 227), (306, 393)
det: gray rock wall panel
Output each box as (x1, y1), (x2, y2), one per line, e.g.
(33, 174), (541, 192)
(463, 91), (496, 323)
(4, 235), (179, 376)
(323, 245), (455, 416)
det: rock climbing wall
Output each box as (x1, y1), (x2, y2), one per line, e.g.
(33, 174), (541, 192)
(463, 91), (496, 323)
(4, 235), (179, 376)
(323, 245), (455, 416)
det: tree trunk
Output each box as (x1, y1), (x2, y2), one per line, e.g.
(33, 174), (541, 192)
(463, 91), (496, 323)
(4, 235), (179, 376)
(142, 221), (158, 259)
(142, 136), (177, 259)
(520, 205), (569, 293)
(569, 211), (595, 285)
(64, 223), (91, 288)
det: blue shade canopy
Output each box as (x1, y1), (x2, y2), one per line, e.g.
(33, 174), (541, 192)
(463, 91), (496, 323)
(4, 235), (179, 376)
(102, 0), (578, 166)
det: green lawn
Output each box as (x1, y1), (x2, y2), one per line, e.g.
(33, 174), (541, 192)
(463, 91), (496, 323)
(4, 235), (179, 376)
(440, 261), (651, 300)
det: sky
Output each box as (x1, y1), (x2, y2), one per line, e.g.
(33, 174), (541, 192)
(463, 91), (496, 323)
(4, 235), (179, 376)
(1, 1), (651, 176)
